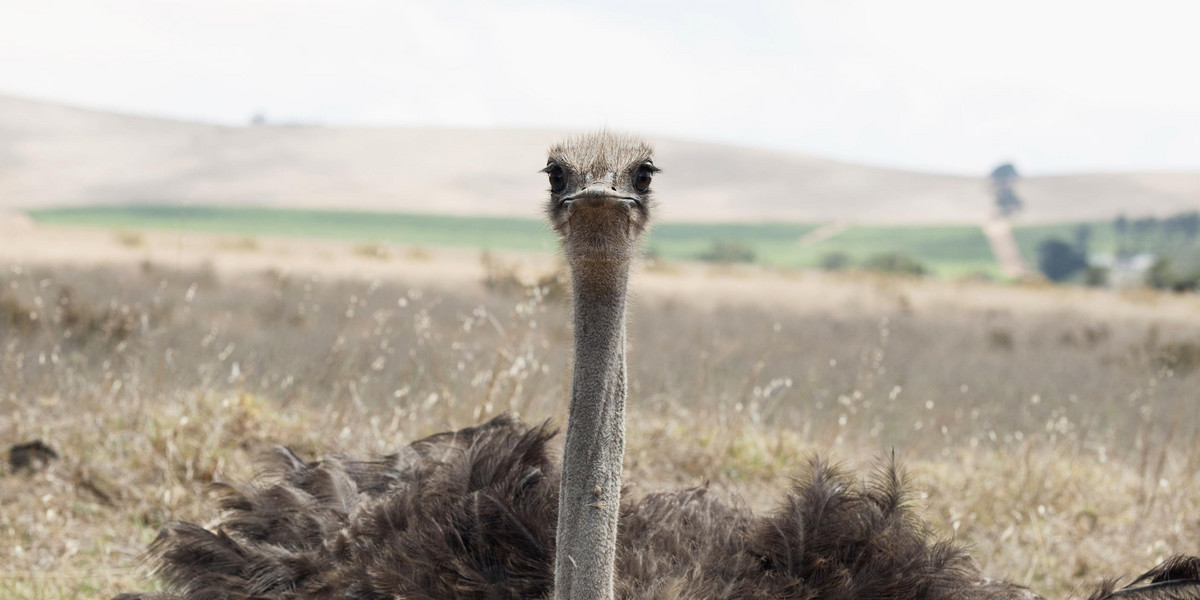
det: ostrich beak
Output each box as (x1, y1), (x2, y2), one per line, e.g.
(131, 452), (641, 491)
(561, 184), (640, 214)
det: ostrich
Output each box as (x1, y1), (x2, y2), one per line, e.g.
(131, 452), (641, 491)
(115, 132), (1198, 600)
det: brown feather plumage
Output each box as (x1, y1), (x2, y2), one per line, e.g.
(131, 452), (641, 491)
(117, 415), (1068, 600)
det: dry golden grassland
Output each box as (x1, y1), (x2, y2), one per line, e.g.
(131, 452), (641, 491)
(1, 231), (1199, 599)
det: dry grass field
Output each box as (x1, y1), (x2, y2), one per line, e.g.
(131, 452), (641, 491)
(2, 228), (1199, 599)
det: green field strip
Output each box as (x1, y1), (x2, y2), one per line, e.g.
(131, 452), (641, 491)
(29, 205), (1018, 278)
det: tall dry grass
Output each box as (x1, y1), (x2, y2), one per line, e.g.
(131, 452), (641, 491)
(1, 259), (1197, 599)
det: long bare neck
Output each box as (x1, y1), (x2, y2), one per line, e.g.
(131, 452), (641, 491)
(554, 259), (631, 600)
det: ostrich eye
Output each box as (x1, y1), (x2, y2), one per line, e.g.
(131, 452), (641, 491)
(633, 164), (655, 193)
(547, 164), (566, 193)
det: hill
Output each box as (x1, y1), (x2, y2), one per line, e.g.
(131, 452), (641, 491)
(2, 94), (1197, 223)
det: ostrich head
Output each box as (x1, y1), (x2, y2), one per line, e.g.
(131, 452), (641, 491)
(546, 131), (657, 600)
(544, 131), (658, 264)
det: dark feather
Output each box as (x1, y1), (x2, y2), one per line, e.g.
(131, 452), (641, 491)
(1089, 556), (1200, 600)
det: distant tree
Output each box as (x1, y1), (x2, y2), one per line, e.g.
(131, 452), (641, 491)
(995, 188), (1022, 217)
(1073, 224), (1092, 256)
(1164, 211), (1200, 241)
(1083, 265), (1109, 287)
(1036, 238), (1087, 282)
(1131, 217), (1159, 249)
(1146, 250), (1200, 292)
(1183, 212), (1200, 240)
(1114, 214), (1130, 256)
(861, 252), (927, 276)
(990, 163), (1019, 184)
(818, 251), (853, 271)
(989, 163), (1022, 218)
(698, 239), (756, 264)
(1146, 256), (1166, 284)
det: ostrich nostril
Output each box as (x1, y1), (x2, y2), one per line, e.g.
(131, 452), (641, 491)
(610, 186), (616, 191)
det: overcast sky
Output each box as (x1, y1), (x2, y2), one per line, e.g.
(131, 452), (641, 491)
(3, 0), (1198, 175)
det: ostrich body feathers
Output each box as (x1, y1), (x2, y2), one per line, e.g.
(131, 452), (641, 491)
(116, 415), (1065, 600)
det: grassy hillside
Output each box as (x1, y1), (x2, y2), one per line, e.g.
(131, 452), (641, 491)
(29, 205), (1003, 277)
(29, 205), (562, 252)
(786, 225), (999, 278)
(42, 204), (1200, 281)
(5, 94), (1200, 223)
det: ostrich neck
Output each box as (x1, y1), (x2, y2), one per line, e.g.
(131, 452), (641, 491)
(554, 259), (631, 600)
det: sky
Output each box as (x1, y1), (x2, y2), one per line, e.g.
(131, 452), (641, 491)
(2, 0), (1198, 175)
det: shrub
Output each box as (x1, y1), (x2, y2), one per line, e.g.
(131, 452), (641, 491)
(404, 246), (433, 261)
(1154, 341), (1200, 375)
(1082, 265), (1109, 287)
(860, 252), (927, 276)
(987, 327), (1015, 351)
(353, 242), (392, 260)
(1036, 238), (1087, 282)
(1146, 255), (1200, 292)
(818, 251), (853, 271)
(0, 294), (36, 333)
(698, 240), (756, 264)
(113, 230), (145, 248)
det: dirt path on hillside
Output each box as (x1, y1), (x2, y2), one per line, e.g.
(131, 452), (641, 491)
(796, 220), (852, 247)
(983, 218), (1030, 279)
